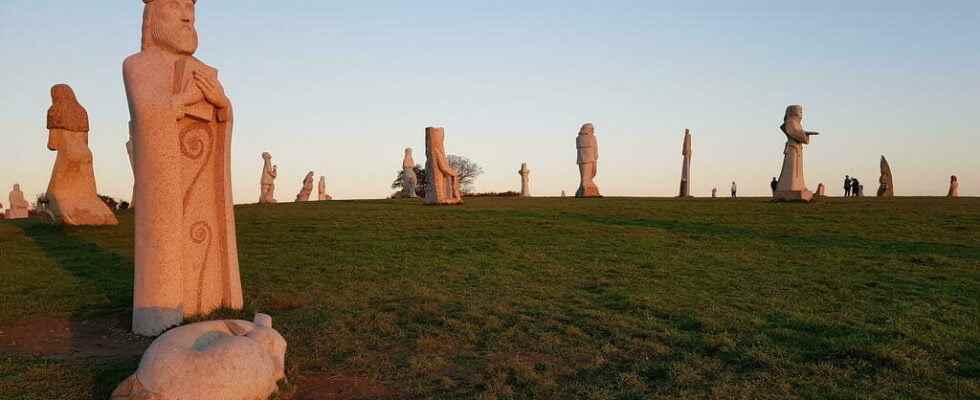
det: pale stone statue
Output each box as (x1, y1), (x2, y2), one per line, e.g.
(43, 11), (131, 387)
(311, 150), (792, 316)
(296, 172), (314, 202)
(318, 176), (332, 201)
(815, 183), (827, 197)
(124, 0), (243, 336)
(948, 176), (960, 198)
(878, 156), (894, 197)
(519, 162), (531, 197)
(561, 190), (567, 198)
(401, 148), (419, 198)
(576, 123), (600, 197)
(44, 84), (119, 226)
(679, 129), (693, 197)
(5, 184), (30, 220)
(112, 313), (286, 400)
(424, 127), (462, 205)
(774, 105), (819, 202)
(259, 152), (277, 203)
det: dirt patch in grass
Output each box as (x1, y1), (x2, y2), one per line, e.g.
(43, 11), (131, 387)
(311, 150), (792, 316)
(0, 313), (149, 360)
(289, 373), (397, 400)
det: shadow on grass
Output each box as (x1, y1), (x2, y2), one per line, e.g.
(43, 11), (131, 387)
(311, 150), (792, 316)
(15, 220), (144, 399)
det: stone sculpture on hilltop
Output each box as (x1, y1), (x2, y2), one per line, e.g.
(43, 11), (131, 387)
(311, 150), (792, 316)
(401, 148), (418, 198)
(948, 176), (959, 198)
(123, 0), (243, 336)
(259, 152), (277, 203)
(519, 163), (531, 197)
(296, 172), (314, 202)
(815, 183), (827, 197)
(576, 123), (601, 197)
(878, 156), (894, 197)
(44, 84), (118, 226)
(679, 129), (693, 197)
(424, 127), (462, 205)
(5, 184), (30, 220)
(112, 313), (287, 400)
(318, 176), (332, 201)
(773, 105), (819, 202)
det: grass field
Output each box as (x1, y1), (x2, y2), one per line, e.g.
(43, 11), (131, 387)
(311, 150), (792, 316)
(1, 197), (978, 400)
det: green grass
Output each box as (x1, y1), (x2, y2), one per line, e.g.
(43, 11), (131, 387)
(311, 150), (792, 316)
(1, 197), (978, 399)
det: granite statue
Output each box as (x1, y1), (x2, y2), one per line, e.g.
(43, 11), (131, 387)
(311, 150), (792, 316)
(401, 148), (418, 198)
(318, 176), (332, 201)
(576, 123), (600, 197)
(774, 105), (819, 202)
(424, 127), (462, 205)
(5, 184), (29, 219)
(519, 162), (531, 197)
(679, 129), (693, 197)
(112, 313), (286, 400)
(948, 176), (959, 198)
(123, 0), (243, 336)
(878, 156), (894, 197)
(44, 84), (118, 226)
(259, 152), (277, 203)
(296, 171), (314, 202)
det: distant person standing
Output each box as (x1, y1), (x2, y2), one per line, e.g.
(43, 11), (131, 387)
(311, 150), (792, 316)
(731, 181), (737, 198)
(844, 175), (852, 197)
(851, 178), (861, 197)
(770, 177), (778, 195)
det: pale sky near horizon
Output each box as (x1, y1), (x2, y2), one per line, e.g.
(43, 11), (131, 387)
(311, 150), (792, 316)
(1, 1), (977, 204)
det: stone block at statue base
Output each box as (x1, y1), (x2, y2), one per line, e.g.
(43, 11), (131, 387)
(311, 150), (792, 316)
(773, 190), (814, 203)
(112, 314), (286, 400)
(4, 209), (28, 220)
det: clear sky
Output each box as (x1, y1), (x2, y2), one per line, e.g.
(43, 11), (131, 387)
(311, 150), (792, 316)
(1, 0), (977, 203)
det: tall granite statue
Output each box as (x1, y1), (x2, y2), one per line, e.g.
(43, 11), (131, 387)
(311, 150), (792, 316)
(774, 105), (819, 202)
(296, 172), (314, 202)
(679, 129), (693, 197)
(877, 156), (894, 197)
(576, 123), (600, 197)
(123, 0), (243, 336)
(424, 127), (462, 205)
(259, 152), (277, 203)
(5, 184), (30, 220)
(44, 84), (118, 226)
(519, 162), (531, 197)
(318, 176), (332, 201)
(401, 148), (418, 198)
(948, 176), (960, 198)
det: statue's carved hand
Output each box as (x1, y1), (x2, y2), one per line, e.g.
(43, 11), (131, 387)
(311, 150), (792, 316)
(194, 71), (230, 109)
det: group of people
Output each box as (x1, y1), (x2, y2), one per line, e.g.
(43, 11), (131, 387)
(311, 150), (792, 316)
(843, 175), (864, 197)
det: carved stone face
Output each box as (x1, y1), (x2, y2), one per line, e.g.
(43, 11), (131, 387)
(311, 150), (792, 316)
(784, 105), (803, 121)
(262, 152), (271, 160)
(13, 184), (20, 191)
(147, 0), (199, 55)
(579, 123), (595, 136)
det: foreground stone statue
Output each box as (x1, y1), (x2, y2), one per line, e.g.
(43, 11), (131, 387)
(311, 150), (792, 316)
(878, 156), (894, 197)
(259, 152), (277, 203)
(401, 148), (418, 198)
(127, 126), (137, 208)
(124, 0), (243, 336)
(774, 105), (819, 202)
(948, 176), (960, 198)
(112, 313), (286, 400)
(679, 129), (693, 197)
(44, 84), (118, 226)
(519, 163), (531, 197)
(815, 183), (827, 197)
(576, 123), (601, 197)
(5, 184), (29, 219)
(424, 127), (462, 205)
(296, 172), (314, 202)
(318, 176), (332, 200)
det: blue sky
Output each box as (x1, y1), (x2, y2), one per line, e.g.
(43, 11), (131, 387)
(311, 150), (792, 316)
(1, 0), (977, 202)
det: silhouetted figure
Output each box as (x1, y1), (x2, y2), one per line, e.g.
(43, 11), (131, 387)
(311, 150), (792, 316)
(731, 181), (737, 198)
(851, 178), (861, 197)
(770, 177), (778, 195)
(844, 175), (852, 197)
